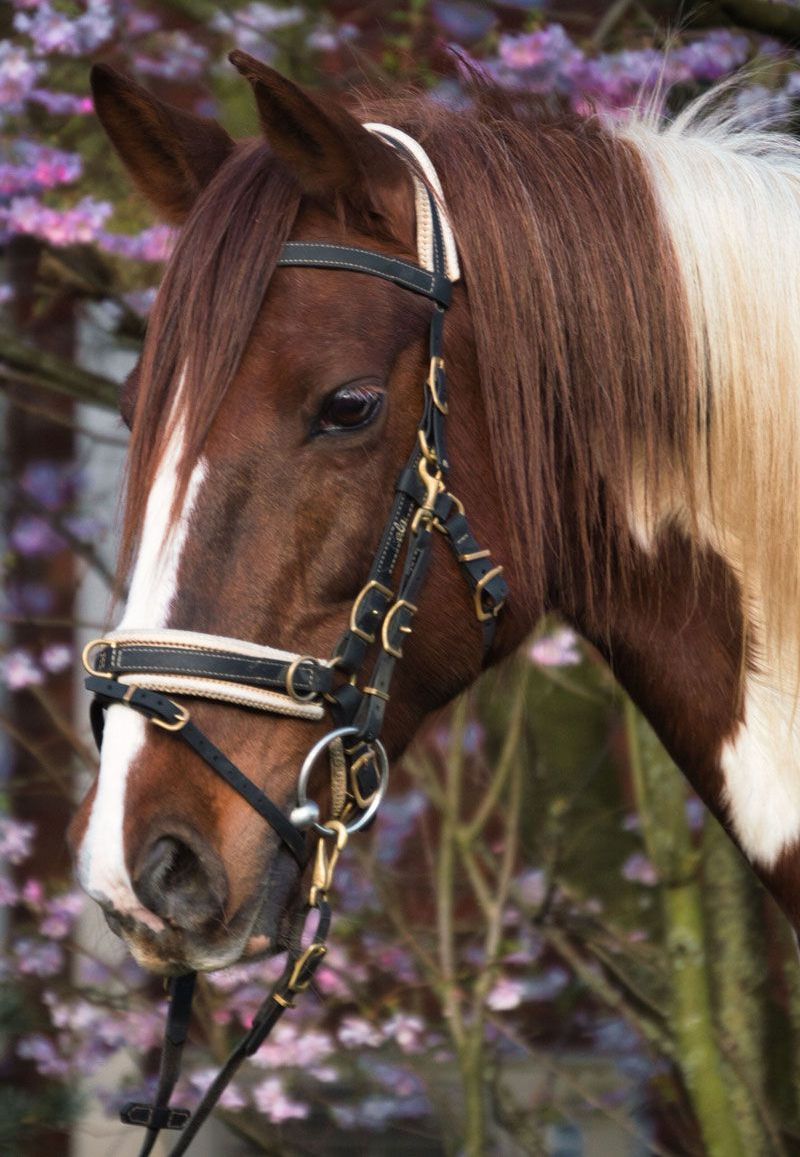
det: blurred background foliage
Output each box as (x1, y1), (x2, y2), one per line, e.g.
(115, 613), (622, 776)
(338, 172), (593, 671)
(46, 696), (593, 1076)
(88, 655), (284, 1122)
(3, 1), (800, 1154)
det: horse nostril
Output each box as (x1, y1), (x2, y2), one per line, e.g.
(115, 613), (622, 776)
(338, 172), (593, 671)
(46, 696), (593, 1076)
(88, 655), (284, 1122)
(133, 833), (227, 932)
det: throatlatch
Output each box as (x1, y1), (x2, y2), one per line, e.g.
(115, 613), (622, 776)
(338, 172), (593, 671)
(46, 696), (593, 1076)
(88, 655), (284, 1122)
(83, 124), (508, 1156)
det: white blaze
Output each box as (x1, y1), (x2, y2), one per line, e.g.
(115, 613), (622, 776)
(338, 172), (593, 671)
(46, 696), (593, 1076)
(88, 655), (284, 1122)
(77, 419), (206, 927)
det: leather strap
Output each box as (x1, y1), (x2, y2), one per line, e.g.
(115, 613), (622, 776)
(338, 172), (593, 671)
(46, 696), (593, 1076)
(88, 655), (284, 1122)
(86, 676), (307, 865)
(91, 642), (332, 698)
(277, 243), (452, 307)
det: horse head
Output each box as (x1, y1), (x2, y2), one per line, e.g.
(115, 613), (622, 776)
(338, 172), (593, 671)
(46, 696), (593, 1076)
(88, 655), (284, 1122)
(69, 55), (523, 974)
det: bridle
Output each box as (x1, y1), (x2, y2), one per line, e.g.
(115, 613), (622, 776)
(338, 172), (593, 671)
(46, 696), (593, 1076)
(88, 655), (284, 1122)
(81, 126), (508, 1155)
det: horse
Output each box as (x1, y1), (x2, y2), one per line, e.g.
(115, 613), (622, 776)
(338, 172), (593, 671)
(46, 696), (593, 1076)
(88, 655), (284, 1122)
(70, 51), (800, 994)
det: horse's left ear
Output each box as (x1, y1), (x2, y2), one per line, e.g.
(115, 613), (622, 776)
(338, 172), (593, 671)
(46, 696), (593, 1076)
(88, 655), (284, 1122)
(228, 51), (403, 199)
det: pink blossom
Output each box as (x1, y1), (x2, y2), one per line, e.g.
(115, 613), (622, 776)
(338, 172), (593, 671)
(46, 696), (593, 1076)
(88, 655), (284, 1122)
(0, 43), (42, 109)
(338, 1015), (385, 1048)
(41, 643), (72, 673)
(5, 195), (113, 246)
(622, 852), (659, 886)
(2, 648), (44, 690)
(251, 1076), (308, 1123)
(382, 1013), (426, 1054)
(13, 937), (64, 977)
(528, 626), (581, 667)
(0, 878), (18, 905)
(487, 976), (526, 1011)
(21, 877), (44, 906)
(0, 817), (36, 863)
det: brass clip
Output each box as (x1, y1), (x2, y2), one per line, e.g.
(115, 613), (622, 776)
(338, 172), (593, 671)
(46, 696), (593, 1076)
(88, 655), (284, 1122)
(285, 942), (328, 997)
(411, 455), (444, 534)
(309, 819), (348, 907)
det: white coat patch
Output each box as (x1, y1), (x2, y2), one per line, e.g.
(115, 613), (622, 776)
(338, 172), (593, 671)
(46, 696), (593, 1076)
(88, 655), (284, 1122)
(77, 421), (206, 925)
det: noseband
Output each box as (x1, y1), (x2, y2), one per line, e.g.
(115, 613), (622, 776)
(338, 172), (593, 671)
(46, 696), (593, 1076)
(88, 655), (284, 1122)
(82, 127), (508, 1155)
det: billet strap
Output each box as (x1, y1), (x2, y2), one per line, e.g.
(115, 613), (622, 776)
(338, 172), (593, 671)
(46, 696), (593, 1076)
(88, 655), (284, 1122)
(86, 676), (307, 865)
(277, 243), (452, 307)
(120, 970), (196, 1155)
(123, 900), (332, 1157)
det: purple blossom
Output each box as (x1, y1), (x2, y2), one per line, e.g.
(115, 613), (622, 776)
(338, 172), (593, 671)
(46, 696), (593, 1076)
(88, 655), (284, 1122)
(676, 30), (751, 84)
(622, 852), (659, 886)
(30, 89), (94, 115)
(123, 287), (158, 317)
(186, 1069), (246, 1111)
(20, 460), (79, 510)
(133, 33), (208, 83)
(2, 649), (44, 690)
(3, 580), (56, 615)
(0, 877), (19, 905)
(14, 0), (114, 56)
(16, 1033), (69, 1077)
(39, 891), (84, 939)
(431, 1), (496, 42)
(251, 1021), (334, 1069)
(212, 3), (305, 55)
(0, 142), (82, 196)
(528, 626), (581, 667)
(527, 965), (570, 1000)
(0, 283), (12, 305)
(0, 817), (36, 864)
(10, 514), (66, 557)
(99, 225), (175, 263)
(13, 937), (64, 977)
(251, 1076), (308, 1122)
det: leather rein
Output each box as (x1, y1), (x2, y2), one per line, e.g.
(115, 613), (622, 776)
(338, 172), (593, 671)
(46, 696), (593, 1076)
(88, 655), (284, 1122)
(81, 127), (508, 1155)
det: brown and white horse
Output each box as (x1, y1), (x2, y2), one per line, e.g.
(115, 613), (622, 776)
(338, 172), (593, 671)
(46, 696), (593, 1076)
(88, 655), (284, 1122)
(70, 53), (800, 975)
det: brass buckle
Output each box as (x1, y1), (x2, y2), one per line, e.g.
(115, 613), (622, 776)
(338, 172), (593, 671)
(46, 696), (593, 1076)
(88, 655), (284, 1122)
(474, 566), (506, 623)
(427, 355), (448, 414)
(380, 599), (417, 659)
(152, 702), (191, 732)
(81, 638), (110, 677)
(285, 656), (320, 703)
(349, 580), (393, 644)
(349, 750), (378, 809)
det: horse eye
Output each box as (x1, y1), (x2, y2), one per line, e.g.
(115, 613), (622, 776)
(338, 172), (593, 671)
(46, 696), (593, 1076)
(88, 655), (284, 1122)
(315, 386), (384, 434)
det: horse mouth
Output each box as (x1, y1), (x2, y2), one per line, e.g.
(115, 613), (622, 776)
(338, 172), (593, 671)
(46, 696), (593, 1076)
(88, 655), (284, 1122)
(102, 849), (305, 975)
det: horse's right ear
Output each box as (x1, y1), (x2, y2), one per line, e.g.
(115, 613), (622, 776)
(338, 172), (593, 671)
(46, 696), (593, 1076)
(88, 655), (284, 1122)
(90, 64), (235, 224)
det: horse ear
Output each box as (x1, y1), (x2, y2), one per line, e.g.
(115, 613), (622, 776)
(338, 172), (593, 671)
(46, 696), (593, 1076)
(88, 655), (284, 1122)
(228, 51), (402, 198)
(90, 64), (235, 224)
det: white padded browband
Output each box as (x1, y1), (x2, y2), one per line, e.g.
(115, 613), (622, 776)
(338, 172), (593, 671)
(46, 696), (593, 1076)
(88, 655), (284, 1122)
(364, 123), (461, 282)
(101, 629), (327, 721)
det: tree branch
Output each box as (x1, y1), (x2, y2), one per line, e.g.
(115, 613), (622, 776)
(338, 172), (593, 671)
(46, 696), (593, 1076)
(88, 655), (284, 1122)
(0, 328), (119, 410)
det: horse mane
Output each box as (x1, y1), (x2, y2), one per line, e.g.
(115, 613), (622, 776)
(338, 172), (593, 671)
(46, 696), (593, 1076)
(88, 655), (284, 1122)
(124, 81), (800, 681)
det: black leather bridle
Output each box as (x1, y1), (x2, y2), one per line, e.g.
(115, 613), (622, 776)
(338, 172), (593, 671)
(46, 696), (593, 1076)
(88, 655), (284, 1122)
(82, 140), (507, 1155)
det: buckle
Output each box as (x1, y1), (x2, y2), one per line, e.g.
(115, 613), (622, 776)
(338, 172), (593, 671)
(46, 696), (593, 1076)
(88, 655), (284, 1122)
(474, 566), (506, 623)
(348, 580), (393, 644)
(285, 656), (320, 703)
(120, 1102), (190, 1130)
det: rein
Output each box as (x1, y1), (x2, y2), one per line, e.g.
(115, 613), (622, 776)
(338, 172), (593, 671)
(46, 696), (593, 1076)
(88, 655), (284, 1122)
(82, 126), (508, 1154)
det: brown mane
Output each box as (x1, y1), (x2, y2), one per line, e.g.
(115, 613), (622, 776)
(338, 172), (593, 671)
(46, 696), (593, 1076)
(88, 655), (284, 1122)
(123, 86), (693, 626)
